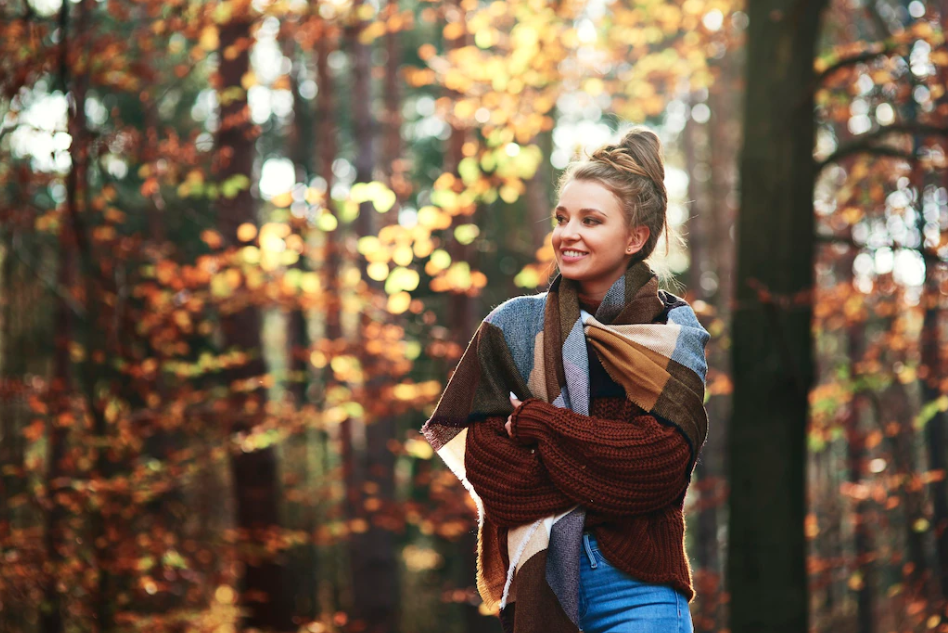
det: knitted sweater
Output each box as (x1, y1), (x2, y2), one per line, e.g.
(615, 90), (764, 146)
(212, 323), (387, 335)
(464, 337), (696, 601)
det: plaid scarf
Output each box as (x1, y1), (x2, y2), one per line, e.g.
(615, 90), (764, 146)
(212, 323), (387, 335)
(421, 261), (709, 629)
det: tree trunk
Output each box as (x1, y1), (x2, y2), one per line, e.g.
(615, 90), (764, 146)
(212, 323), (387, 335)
(837, 239), (875, 633)
(286, 32), (314, 408)
(919, 207), (948, 606)
(313, 18), (345, 615)
(727, 1), (827, 631)
(216, 8), (294, 630)
(382, 0), (404, 191)
(343, 3), (400, 631)
(283, 28), (321, 622)
(880, 378), (931, 597)
(684, 111), (724, 633)
(42, 0), (90, 629)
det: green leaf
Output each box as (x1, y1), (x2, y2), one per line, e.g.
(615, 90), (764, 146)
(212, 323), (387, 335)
(220, 174), (250, 199)
(915, 395), (948, 430)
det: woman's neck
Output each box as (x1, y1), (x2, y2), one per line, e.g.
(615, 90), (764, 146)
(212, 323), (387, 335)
(576, 271), (625, 307)
(577, 289), (603, 313)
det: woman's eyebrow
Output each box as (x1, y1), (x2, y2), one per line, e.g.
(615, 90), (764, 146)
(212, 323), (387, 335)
(553, 206), (607, 217)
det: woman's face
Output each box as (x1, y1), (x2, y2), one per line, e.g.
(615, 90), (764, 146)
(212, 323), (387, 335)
(552, 179), (646, 294)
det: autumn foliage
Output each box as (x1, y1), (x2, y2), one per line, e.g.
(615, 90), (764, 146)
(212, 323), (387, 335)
(0, 0), (947, 632)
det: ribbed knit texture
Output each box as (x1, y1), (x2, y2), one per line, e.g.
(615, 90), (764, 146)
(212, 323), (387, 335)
(466, 395), (696, 601)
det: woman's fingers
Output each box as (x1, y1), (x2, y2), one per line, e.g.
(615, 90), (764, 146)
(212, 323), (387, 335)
(509, 391), (522, 407)
(506, 392), (521, 436)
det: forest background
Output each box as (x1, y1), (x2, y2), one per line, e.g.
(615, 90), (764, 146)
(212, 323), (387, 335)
(1, 0), (947, 631)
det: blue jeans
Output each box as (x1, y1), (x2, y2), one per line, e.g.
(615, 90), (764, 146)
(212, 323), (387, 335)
(579, 533), (694, 633)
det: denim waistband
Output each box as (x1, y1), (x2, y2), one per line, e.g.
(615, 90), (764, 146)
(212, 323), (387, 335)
(582, 532), (599, 568)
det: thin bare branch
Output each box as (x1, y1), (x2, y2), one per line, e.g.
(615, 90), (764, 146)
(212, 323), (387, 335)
(816, 124), (948, 173)
(816, 43), (907, 85)
(7, 233), (86, 318)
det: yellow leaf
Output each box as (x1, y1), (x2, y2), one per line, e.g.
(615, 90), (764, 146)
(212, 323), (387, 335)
(300, 272), (321, 293)
(359, 21), (387, 45)
(387, 291), (411, 314)
(201, 230), (222, 249)
(443, 23), (466, 40)
(847, 572), (864, 591)
(211, 274), (232, 298)
(367, 262), (389, 281)
(237, 223), (257, 242)
(392, 245), (414, 266)
(405, 438), (434, 459)
(215, 586), (235, 604)
(316, 212), (338, 231)
(199, 26), (219, 52)
(270, 191), (293, 208)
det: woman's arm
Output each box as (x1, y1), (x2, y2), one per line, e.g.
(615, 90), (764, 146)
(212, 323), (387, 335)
(507, 398), (692, 516)
(464, 414), (575, 527)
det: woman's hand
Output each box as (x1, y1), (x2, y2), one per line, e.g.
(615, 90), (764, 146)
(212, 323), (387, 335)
(505, 392), (522, 437)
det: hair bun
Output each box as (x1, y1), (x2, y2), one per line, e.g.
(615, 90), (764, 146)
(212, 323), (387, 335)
(589, 147), (648, 179)
(617, 127), (667, 204)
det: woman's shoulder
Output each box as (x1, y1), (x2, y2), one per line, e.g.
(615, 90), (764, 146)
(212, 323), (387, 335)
(657, 290), (706, 331)
(483, 292), (547, 329)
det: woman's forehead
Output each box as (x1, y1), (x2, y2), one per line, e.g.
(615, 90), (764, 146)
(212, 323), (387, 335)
(557, 180), (622, 214)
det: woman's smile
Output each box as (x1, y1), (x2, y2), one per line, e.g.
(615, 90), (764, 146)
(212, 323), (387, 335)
(561, 248), (589, 262)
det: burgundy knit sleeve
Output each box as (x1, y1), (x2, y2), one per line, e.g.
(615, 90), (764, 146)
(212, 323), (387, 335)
(464, 414), (575, 528)
(507, 398), (692, 516)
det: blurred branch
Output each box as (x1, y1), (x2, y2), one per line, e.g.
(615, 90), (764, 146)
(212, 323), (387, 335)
(816, 43), (907, 85)
(7, 232), (86, 318)
(815, 230), (948, 269)
(815, 124), (948, 173)
(815, 231), (859, 248)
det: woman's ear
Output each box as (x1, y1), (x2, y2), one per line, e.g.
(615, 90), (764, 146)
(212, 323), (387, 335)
(626, 226), (650, 255)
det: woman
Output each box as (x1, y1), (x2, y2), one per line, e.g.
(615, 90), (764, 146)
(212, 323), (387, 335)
(422, 126), (709, 633)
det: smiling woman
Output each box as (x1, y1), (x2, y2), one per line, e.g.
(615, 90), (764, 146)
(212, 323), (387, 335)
(423, 126), (708, 633)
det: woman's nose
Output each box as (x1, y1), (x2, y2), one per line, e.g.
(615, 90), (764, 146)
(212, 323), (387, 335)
(560, 219), (579, 239)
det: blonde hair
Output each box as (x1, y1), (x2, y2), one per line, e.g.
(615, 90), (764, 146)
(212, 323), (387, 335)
(554, 126), (685, 284)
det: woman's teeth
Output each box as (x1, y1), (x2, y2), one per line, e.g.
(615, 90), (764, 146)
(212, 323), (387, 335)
(563, 250), (587, 257)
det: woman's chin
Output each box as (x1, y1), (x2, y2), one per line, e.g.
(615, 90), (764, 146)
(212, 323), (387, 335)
(559, 267), (591, 281)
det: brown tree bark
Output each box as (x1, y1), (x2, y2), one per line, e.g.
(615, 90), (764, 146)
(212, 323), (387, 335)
(918, 189), (948, 606)
(41, 0), (91, 629)
(727, 1), (828, 631)
(216, 6), (294, 630)
(684, 109), (727, 633)
(285, 31), (314, 408)
(316, 18), (341, 344)
(313, 18), (345, 614)
(846, 385), (874, 633)
(342, 2), (400, 630)
(381, 0), (404, 190)
(283, 27), (321, 621)
(880, 376), (931, 596)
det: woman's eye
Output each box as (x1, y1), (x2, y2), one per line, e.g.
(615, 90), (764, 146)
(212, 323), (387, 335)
(553, 216), (598, 225)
